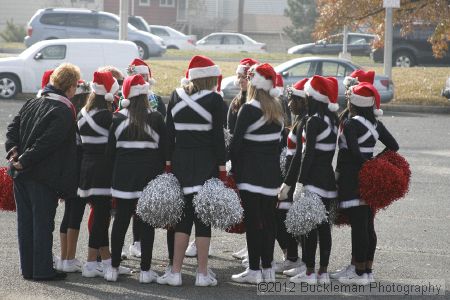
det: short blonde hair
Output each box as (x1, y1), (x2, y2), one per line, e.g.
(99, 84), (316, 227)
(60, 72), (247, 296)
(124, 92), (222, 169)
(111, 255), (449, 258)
(184, 76), (218, 95)
(50, 63), (81, 92)
(247, 84), (283, 124)
(98, 65), (124, 80)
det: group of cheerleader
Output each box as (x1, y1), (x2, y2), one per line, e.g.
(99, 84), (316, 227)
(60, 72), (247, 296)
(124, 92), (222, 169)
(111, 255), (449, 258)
(34, 54), (398, 287)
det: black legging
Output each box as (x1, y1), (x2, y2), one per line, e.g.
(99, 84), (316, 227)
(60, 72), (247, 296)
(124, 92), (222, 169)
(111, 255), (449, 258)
(60, 197), (87, 233)
(346, 205), (377, 263)
(132, 215), (142, 243)
(175, 194), (211, 237)
(304, 197), (332, 269)
(167, 228), (175, 263)
(111, 198), (155, 271)
(88, 196), (111, 249)
(240, 190), (277, 270)
(276, 209), (299, 262)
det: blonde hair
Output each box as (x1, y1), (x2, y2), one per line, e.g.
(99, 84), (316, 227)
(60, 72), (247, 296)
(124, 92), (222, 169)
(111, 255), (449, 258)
(98, 66), (124, 80)
(50, 63), (80, 92)
(183, 77), (218, 96)
(247, 84), (283, 124)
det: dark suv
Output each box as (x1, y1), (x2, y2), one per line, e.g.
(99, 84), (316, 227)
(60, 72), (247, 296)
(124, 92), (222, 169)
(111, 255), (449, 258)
(371, 25), (450, 67)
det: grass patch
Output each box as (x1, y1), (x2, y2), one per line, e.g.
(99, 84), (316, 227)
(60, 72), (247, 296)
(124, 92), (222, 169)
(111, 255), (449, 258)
(0, 42), (25, 49)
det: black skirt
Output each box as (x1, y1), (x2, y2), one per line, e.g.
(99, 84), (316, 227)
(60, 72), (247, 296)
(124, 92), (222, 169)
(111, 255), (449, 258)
(78, 152), (112, 197)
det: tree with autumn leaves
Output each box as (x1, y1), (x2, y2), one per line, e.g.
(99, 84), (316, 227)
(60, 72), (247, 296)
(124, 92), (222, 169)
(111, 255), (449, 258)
(313, 0), (449, 58)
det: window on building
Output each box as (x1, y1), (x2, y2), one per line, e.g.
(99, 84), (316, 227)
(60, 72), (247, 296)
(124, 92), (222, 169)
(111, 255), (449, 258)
(39, 45), (66, 60)
(139, 0), (150, 6)
(160, 0), (175, 7)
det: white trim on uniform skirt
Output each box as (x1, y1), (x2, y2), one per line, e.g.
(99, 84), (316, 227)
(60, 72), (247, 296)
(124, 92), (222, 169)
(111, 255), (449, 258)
(340, 198), (367, 208)
(78, 188), (111, 197)
(111, 189), (143, 199)
(183, 185), (203, 195)
(304, 185), (337, 199)
(237, 183), (278, 197)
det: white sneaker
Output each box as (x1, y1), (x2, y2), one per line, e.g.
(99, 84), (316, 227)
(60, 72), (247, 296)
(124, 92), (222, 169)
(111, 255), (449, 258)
(231, 268), (262, 284)
(338, 270), (369, 285)
(317, 272), (330, 284)
(290, 272), (317, 285)
(367, 272), (375, 283)
(54, 257), (64, 271)
(82, 263), (103, 278)
(157, 271), (182, 286)
(121, 249), (127, 260)
(197, 267), (216, 279)
(330, 264), (355, 279)
(185, 241), (197, 257)
(232, 247), (248, 260)
(283, 263), (306, 277)
(104, 266), (118, 282)
(262, 268), (276, 283)
(62, 259), (82, 273)
(129, 242), (141, 258)
(118, 265), (132, 275)
(139, 269), (158, 283)
(195, 271), (217, 287)
(241, 257), (249, 268)
(274, 259), (302, 273)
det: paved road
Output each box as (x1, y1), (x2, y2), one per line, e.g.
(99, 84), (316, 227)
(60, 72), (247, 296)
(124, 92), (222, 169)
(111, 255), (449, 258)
(0, 99), (449, 299)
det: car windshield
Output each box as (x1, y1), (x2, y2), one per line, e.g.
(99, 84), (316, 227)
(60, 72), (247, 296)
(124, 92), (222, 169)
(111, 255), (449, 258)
(109, 14), (138, 31)
(241, 34), (257, 44)
(19, 43), (42, 58)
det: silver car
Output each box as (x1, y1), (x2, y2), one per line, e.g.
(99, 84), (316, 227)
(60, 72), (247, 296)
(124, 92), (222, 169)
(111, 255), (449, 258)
(221, 57), (394, 105)
(24, 8), (166, 59)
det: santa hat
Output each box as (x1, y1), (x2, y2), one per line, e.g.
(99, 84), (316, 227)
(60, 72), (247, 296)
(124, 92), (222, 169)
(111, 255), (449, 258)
(288, 78), (309, 98)
(120, 74), (150, 108)
(75, 80), (90, 95)
(234, 57), (259, 87)
(90, 71), (120, 102)
(349, 82), (383, 116)
(41, 69), (54, 88)
(343, 69), (375, 87)
(276, 73), (284, 94)
(181, 55), (222, 94)
(248, 63), (281, 98)
(127, 58), (156, 85)
(304, 75), (339, 111)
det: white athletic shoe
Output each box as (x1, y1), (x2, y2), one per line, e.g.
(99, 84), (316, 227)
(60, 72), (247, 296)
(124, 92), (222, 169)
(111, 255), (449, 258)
(290, 272), (317, 285)
(139, 269), (158, 283)
(129, 242), (141, 258)
(104, 266), (118, 282)
(185, 241), (197, 257)
(54, 257), (64, 271)
(62, 259), (82, 273)
(118, 265), (132, 275)
(367, 272), (375, 283)
(274, 259), (302, 273)
(330, 264), (355, 279)
(232, 247), (248, 260)
(338, 270), (369, 285)
(283, 263), (307, 277)
(157, 271), (182, 286)
(262, 268), (276, 283)
(195, 271), (218, 287)
(241, 257), (249, 268)
(317, 272), (331, 284)
(82, 263), (103, 278)
(231, 268), (262, 284)
(121, 249), (128, 260)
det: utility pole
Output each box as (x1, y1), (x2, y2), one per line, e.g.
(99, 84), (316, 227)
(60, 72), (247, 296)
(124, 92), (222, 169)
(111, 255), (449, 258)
(119, 0), (129, 40)
(383, 0), (400, 80)
(238, 0), (244, 33)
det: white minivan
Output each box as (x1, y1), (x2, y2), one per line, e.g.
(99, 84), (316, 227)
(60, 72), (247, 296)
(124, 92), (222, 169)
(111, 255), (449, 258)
(0, 39), (139, 99)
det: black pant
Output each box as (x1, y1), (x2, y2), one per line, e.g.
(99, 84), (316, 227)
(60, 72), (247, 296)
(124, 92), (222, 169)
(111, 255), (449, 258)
(111, 198), (155, 271)
(175, 194), (211, 237)
(347, 205), (377, 263)
(276, 209), (299, 261)
(304, 198), (332, 269)
(241, 191), (277, 270)
(132, 215), (142, 242)
(88, 196), (111, 249)
(60, 196), (87, 233)
(167, 228), (175, 262)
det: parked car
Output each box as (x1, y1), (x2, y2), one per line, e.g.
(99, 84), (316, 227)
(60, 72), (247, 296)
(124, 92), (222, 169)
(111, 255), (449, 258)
(0, 39), (139, 99)
(24, 8), (166, 58)
(371, 25), (450, 67)
(128, 15), (150, 32)
(196, 33), (266, 53)
(288, 33), (375, 56)
(442, 76), (450, 100)
(221, 57), (394, 105)
(149, 25), (196, 50)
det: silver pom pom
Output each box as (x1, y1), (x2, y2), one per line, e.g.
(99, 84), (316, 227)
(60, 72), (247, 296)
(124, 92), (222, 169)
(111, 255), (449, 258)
(327, 198), (340, 226)
(136, 173), (184, 228)
(224, 128), (232, 149)
(280, 146), (288, 178)
(193, 178), (243, 231)
(285, 187), (327, 236)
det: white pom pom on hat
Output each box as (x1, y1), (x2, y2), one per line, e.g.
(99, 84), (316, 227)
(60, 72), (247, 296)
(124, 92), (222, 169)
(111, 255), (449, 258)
(121, 98), (130, 108)
(181, 77), (190, 86)
(374, 108), (383, 116)
(105, 93), (114, 102)
(269, 87), (281, 98)
(328, 102), (339, 112)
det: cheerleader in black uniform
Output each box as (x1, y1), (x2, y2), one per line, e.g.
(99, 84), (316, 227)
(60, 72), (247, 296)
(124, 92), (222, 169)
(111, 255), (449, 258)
(276, 78), (309, 276)
(283, 75), (339, 285)
(230, 63), (284, 284)
(336, 82), (398, 285)
(157, 55), (225, 287)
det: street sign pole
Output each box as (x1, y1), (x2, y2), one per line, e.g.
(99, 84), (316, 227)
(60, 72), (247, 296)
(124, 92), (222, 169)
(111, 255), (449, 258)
(384, 7), (393, 79)
(119, 0), (129, 41)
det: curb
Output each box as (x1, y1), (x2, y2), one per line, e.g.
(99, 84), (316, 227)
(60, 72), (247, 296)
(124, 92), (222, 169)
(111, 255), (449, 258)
(382, 104), (450, 115)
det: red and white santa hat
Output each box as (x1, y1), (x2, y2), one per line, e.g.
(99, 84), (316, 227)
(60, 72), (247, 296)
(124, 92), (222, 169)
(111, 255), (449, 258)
(90, 71), (120, 102)
(248, 63), (281, 98)
(288, 78), (309, 98)
(236, 58), (259, 75)
(276, 73), (284, 93)
(75, 79), (91, 95)
(304, 75), (339, 111)
(181, 55), (222, 94)
(41, 69), (54, 88)
(128, 58), (156, 85)
(349, 82), (383, 116)
(121, 74), (150, 108)
(343, 69), (375, 87)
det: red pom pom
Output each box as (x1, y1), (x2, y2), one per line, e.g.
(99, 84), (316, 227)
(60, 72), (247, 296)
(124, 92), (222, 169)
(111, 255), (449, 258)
(359, 157), (408, 212)
(334, 210), (351, 227)
(378, 151), (411, 190)
(225, 174), (246, 234)
(0, 167), (15, 211)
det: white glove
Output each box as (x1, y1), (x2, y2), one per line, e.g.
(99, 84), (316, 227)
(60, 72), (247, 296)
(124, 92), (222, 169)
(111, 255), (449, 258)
(278, 183), (291, 200)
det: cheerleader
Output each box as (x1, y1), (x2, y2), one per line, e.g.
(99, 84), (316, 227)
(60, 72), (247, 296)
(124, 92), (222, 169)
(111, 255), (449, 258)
(276, 78), (309, 276)
(103, 74), (167, 282)
(230, 63), (284, 284)
(77, 71), (122, 278)
(336, 82), (398, 285)
(281, 75), (339, 285)
(98, 66), (125, 112)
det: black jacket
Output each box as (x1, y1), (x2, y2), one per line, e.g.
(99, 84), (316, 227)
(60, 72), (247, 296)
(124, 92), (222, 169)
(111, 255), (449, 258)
(5, 87), (78, 198)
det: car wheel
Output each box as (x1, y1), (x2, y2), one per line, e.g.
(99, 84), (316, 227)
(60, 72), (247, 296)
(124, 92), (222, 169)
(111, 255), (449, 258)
(0, 74), (20, 99)
(135, 42), (149, 59)
(167, 45), (179, 50)
(393, 51), (416, 67)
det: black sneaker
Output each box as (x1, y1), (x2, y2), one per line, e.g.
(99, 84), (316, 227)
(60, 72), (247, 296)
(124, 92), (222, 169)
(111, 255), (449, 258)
(34, 270), (67, 281)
